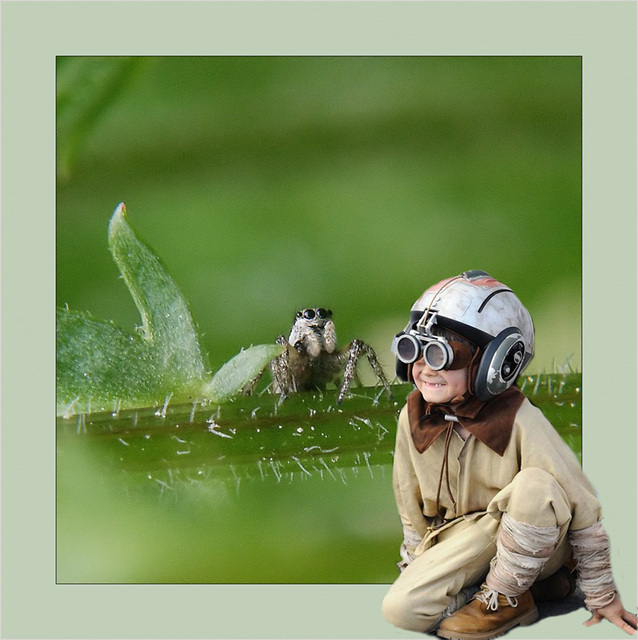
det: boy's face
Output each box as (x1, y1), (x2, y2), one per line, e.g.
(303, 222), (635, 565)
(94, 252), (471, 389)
(412, 358), (469, 404)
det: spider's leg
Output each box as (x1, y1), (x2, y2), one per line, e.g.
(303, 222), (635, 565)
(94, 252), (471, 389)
(337, 339), (393, 403)
(337, 339), (364, 404)
(242, 368), (265, 395)
(270, 335), (296, 398)
(360, 341), (393, 400)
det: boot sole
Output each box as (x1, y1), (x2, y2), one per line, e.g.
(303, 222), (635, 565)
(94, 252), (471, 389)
(436, 606), (539, 640)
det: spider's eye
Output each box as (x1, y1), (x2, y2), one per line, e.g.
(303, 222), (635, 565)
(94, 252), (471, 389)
(317, 308), (330, 319)
(296, 311), (303, 318)
(303, 309), (316, 319)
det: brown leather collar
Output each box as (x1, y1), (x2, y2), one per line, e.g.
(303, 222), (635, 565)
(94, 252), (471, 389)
(407, 386), (525, 456)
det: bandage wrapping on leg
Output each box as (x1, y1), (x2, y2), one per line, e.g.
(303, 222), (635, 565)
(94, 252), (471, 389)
(569, 521), (617, 611)
(486, 513), (560, 596)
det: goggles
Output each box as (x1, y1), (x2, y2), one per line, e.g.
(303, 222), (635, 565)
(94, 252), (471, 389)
(391, 331), (474, 370)
(392, 311), (476, 371)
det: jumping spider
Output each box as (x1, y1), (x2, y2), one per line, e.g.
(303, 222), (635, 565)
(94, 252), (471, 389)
(270, 307), (393, 404)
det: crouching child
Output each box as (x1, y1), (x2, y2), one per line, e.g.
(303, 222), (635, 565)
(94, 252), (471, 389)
(382, 270), (637, 639)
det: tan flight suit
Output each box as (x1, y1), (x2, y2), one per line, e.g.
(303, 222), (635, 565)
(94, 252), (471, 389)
(382, 389), (602, 633)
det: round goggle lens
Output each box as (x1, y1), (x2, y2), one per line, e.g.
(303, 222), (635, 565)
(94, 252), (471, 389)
(395, 334), (421, 363)
(423, 341), (448, 370)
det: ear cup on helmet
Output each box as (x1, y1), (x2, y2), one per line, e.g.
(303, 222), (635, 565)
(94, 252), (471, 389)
(474, 328), (527, 402)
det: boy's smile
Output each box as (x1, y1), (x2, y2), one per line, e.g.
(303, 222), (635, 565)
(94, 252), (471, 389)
(413, 358), (469, 404)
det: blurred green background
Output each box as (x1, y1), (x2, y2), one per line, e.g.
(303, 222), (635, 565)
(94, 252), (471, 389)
(57, 56), (581, 377)
(56, 56), (582, 584)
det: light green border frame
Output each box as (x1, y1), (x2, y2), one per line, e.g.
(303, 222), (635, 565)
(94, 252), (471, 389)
(1, 2), (636, 638)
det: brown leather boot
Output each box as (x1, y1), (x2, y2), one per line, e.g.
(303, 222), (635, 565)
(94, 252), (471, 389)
(437, 583), (538, 640)
(530, 565), (576, 602)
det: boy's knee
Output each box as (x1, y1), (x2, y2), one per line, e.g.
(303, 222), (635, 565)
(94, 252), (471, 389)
(382, 588), (440, 632)
(488, 467), (572, 527)
(381, 589), (419, 631)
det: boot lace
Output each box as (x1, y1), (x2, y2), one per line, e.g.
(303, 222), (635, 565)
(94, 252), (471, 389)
(474, 585), (519, 611)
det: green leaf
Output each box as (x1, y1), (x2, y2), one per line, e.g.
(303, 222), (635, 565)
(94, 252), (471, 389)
(203, 343), (284, 402)
(57, 204), (282, 415)
(107, 203), (209, 381)
(56, 307), (167, 415)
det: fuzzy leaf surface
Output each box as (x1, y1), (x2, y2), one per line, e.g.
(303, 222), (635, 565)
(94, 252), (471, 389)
(57, 204), (281, 415)
(203, 344), (284, 402)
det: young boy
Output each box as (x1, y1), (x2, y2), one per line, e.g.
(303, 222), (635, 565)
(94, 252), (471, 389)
(382, 270), (636, 639)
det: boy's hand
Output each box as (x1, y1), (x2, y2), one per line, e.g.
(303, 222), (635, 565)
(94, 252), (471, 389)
(584, 594), (637, 636)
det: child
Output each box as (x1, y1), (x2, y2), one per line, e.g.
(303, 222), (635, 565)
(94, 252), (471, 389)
(382, 270), (636, 639)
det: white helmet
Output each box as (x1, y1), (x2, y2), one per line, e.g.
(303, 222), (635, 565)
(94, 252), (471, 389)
(392, 270), (534, 401)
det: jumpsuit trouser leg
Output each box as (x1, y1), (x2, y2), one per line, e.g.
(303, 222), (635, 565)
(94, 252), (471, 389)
(382, 468), (573, 633)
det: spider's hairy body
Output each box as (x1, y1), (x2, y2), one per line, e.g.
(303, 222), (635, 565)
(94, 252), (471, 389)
(270, 308), (392, 404)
